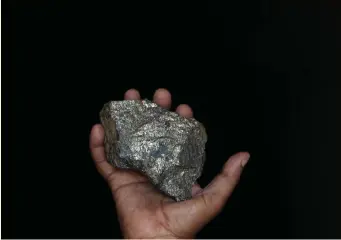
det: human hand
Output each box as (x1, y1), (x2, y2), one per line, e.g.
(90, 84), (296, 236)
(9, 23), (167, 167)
(89, 88), (250, 239)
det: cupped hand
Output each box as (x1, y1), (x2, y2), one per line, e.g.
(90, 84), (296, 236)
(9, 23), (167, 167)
(89, 88), (249, 239)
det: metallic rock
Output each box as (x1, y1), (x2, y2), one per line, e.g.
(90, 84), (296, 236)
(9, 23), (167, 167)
(100, 99), (207, 201)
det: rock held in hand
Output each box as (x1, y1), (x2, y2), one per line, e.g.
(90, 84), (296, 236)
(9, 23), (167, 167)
(100, 99), (207, 201)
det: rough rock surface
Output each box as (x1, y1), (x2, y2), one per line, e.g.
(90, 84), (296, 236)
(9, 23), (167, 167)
(100, 99), (207, 201)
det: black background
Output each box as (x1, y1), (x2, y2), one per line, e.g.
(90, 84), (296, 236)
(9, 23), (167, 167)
(3, 0), (341, 238)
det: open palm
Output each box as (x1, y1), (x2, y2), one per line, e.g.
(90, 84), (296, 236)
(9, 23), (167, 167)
(90, 88), (249, 239)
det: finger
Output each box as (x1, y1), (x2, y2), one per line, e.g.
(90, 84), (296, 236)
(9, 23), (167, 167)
(176, 104), (193, 118)
(153, 88), (171, 109)
(200, 152), (250, 212)
(89, 124), (116, 180)
(124, 89), (141, 100)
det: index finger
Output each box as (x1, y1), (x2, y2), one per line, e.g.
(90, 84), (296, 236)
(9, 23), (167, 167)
(90, 124), (116, 180)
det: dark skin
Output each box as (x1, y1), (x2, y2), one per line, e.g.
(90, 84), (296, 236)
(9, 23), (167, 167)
(89, 88), (250, 239)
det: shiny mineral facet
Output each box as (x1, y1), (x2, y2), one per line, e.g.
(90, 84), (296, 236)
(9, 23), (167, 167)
(100, 99), (207, 201)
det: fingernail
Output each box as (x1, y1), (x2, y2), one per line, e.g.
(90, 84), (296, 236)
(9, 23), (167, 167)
(241, 154), (250, 167)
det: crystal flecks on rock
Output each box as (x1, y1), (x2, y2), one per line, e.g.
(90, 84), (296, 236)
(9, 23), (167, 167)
(100, 99), (207, 201)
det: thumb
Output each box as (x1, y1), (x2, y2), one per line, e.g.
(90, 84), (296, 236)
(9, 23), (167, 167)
(172, 152), (250, 234)
(198, 152), (250, 216)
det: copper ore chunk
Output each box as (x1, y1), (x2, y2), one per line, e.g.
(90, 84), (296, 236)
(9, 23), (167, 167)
(99, 99), (207, 201)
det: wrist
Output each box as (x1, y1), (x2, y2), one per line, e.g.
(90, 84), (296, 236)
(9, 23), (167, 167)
(123, 232), (194, 239)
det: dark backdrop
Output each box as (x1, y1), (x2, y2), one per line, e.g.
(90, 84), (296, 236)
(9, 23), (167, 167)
(3, 0), (341, 238)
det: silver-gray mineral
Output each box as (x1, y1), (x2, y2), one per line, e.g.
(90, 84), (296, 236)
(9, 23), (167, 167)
(99, 99), (207, 201)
